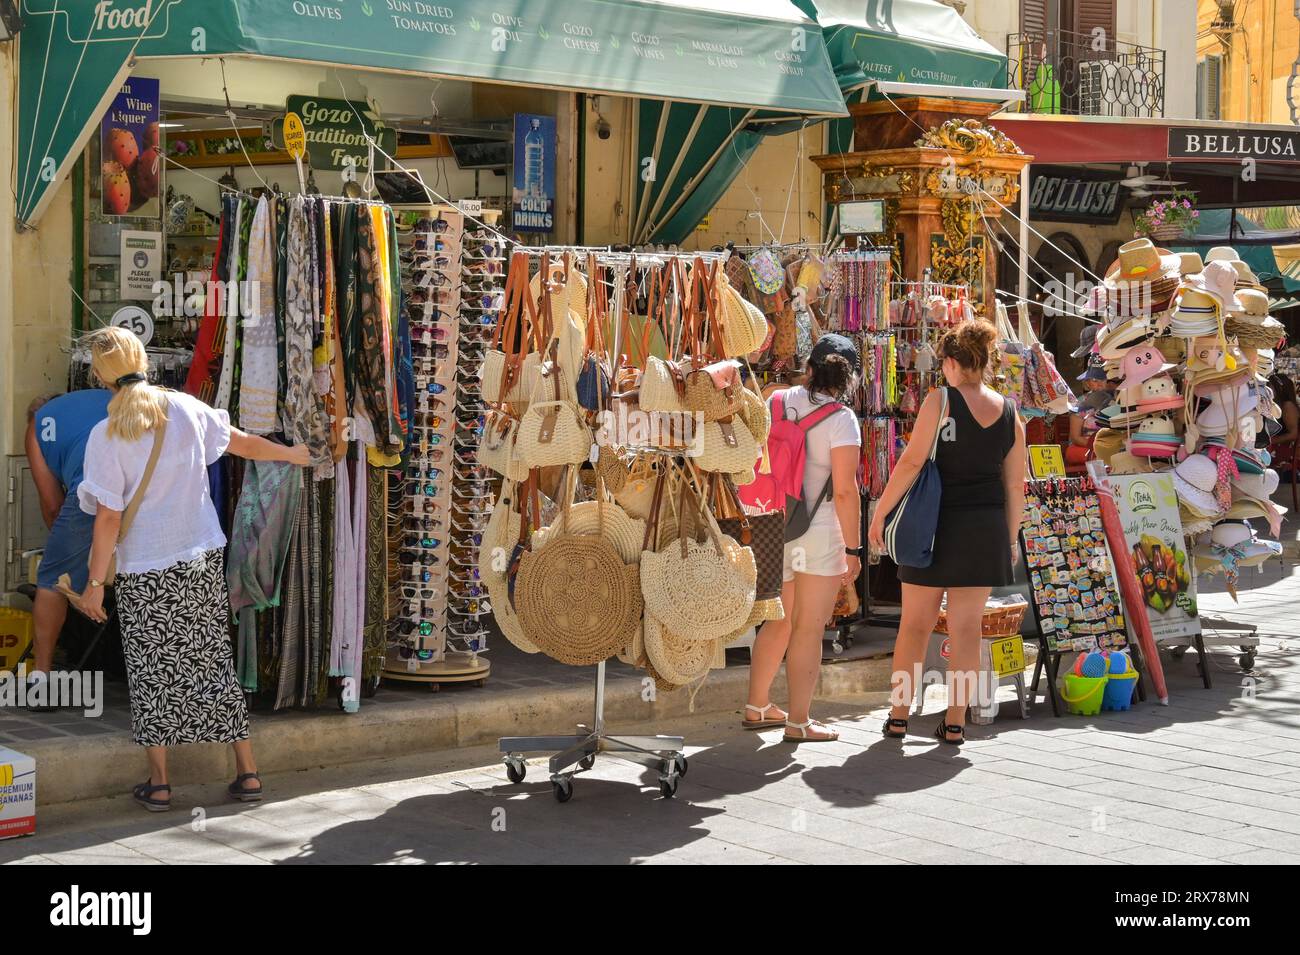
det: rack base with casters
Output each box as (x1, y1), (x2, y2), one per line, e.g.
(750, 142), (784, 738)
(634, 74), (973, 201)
(499, 661), (687, 802)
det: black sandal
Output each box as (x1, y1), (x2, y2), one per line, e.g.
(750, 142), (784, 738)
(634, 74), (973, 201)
(132, 781), (172, 812)
(228, 772), (263, 803)
(881, 717), (908, 739)
(934, 722), (965, 746)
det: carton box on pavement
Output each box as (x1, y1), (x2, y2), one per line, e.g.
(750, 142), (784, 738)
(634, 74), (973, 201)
(0, 747), (35, 839)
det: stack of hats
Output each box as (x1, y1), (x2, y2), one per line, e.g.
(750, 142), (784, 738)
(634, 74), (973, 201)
(1077, 240), (1291, 589)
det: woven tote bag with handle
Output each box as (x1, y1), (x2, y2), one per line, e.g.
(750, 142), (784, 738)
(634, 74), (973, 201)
(639, 476), (756, 639)
(481, 479), (540, 654)
(481, 252), (545, 407)
(515, 364), (593, 469)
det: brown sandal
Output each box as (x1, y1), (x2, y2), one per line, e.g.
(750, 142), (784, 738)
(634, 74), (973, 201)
(783, 719), (839, 743)
(742, 703), (787, 730)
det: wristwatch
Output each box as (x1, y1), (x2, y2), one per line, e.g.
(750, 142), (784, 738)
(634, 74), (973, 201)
(87, 578), (105, 589)
(844, 546), (865, 558)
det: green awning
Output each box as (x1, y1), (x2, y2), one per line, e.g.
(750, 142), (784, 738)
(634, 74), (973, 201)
(795, 0), (1008, 92)
(14, 0), (846, 227)
(641, 1), (1009, 245)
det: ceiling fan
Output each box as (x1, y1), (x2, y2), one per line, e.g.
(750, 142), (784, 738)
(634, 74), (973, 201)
(1121, 163), (1186, 197)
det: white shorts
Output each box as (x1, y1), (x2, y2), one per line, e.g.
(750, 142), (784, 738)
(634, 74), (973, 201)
(782, 526), (847, 581)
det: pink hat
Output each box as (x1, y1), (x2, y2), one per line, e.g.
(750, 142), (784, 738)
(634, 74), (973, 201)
(1117, 345), (1175, 391)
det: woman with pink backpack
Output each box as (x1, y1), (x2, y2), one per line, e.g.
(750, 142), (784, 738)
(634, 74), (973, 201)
(741, 334), (863, 743)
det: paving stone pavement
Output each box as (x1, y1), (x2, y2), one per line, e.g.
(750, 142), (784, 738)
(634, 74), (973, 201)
(1, 615), (1296, 865)
(3, 500), (1296, 864)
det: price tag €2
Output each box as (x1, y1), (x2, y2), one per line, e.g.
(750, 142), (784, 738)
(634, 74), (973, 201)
(1028, 444), (1066, 479)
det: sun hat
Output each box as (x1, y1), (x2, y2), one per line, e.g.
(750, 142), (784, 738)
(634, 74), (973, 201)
(1077, 356), (1109, 382)
(1229, 288), (1271, 325)
(1107, 450), (1157, 474)
(1072, 323), (1099, 359)
(1097, 399), (1149, 429)
(1224, 498), (1270, 522)
(1231, 472), (1286, 536)
(1092, 428), (1125, 465)
(1196, 259), (1246, 313)
(1106, 239), (1181, 282)
(1194, 382), (1258, 437)
(1127, 415), (1182, 457)
(1117, 344), (1176, 391)
(1255, 348), (1276, 377)
(1194, 521), (1282, 569)
(1172, 452), (1223, 516)
(1206, 247), (1267, 292)
(1233, 467), (1280, 500)
(1136, 374), (1184, 413)
(1169, 287), (1222, 338)
(1177, 252), (1205, 276)
(1096, 316), (1153, 360)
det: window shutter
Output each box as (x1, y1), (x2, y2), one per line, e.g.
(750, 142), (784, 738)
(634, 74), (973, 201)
(1205, 55), (1222, 121)
(1021, 0), (1049, 36)
(1074, 0), (1117, 53)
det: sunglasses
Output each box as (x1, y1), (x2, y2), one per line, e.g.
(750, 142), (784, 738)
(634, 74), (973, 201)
(463, 239), (502, 257)
(450, 567), (483, 584)
(404, 533), (444, 548)
(463, 260), (505, 277)
(414, 217), (453, 234)
(410, 235), (453, 253)
(447, 601), (492, 619)
(403, 565), (441, 583)
(406, 270), (455, 290)
(409, 450), (446, 466)
(407, 287), (460, 306)
(405, 515), (444, 533)
(399, 550), (442, 566)
(413, 326), (453, 342)
(408, 466), (444, 481)
(462, 294), (505, 311)
(452, 465), (494, 483)
(401, 582), (444, 600)
(394, 620), (440, 640)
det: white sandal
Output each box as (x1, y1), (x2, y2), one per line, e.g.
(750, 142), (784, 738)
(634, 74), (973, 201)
(742, 702), (787, 730)
(783, 718), (839, 743)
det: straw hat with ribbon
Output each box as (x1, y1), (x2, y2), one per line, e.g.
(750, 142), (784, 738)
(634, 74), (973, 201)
(1172, 452), (1224, 517)
(1226, 288), (1286, 349)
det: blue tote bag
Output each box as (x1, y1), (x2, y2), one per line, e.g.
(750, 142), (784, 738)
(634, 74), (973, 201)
(883, 388), (947, 568)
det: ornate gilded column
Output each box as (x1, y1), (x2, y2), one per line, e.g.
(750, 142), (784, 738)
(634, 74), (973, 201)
(813, 98), (1033, 311)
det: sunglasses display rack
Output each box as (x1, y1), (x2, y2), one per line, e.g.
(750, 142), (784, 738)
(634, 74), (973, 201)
(445, 223), (506, 660)
(383, 204), (490, 689)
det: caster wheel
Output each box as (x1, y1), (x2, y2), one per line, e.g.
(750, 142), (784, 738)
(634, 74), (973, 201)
(578, 755), (595, 771)
(504, 758), (526, 784)
(552, 775), (574, 803)
(362, 674), (381, 698)
(659, 775), (679, 799)
(673, 754), (688, 778)
(830, 642), (844, 656)
(1240, 653), (1256, 671)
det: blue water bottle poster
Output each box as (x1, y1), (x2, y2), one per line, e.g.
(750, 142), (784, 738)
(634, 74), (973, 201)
(512, 114), (556, 233)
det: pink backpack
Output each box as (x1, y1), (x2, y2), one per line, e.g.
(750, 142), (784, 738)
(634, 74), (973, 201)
(738, 390), (843, 523)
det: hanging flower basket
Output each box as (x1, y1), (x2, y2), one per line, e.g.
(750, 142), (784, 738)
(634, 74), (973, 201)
(1134, 190), (1199, 242)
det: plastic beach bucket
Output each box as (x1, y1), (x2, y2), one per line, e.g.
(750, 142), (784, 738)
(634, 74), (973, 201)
(1103, 672), (1138, 711)
(1061, 674), (1107, 715)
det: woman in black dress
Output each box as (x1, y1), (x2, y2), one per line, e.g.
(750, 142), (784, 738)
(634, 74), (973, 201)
(868, 320), (1026, 744)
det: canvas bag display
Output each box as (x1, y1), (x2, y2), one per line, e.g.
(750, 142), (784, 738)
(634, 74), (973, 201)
(883, 387), (948, 568)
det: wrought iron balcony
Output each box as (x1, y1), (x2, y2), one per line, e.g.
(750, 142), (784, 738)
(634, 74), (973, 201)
(1006, 30), (1166, 118)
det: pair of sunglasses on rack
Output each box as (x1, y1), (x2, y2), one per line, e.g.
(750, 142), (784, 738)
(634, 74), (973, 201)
(414, 217), (453, 234)
(406, 287), (459, 306)
(447, 600), (492, 619)
(394, 620), (440, 640)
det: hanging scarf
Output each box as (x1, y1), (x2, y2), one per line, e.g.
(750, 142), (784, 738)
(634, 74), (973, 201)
(214, 196), (247, 412)
(185, 196), (228, 400)
(335, 202), (360, 413)
(227, 459), (303, 691)
(282, 196), (332, 469)
(239, 196), (279, 434)
(355, 209), (401, 454)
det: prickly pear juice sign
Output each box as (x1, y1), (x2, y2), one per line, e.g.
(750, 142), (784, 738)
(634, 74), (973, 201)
(100, 77), (161, 219)
(1109, 474), (1201, 641)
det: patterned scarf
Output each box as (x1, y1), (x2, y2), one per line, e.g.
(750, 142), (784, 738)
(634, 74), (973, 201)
(282, 196), (331, 469)
(240, 196), (279, 434)
(356, 209), (400, 454)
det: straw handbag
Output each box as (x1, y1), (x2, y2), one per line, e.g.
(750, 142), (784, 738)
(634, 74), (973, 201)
(482, 252), (545, 407)
(532, 475), (646, 565)
(644, 614), (715, 686)
(716, 267), (768, 358)
(529, 252), (588, 333)
(479, 408), (527, 481)
(515, 366), (592, 469)
(640, 477), (756, 638)
(735, 372), (771, 444)
(695, 415), (759, 475)
(514, 481), (642, 666)
(480, 481), (540, 653)
(638, 265), (690, 414)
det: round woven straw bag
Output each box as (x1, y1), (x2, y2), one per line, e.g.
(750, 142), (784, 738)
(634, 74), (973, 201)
(515, 498), (643, 666)
(644, 614), (714, 686)
(717, 280), (768, 358)
(645, 658), (682, 694)
(639, 488), (756, 638)
(532, 493), (646, 565)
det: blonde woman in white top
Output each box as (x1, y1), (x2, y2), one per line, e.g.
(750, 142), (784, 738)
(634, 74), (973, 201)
(77, 327), (309, 812)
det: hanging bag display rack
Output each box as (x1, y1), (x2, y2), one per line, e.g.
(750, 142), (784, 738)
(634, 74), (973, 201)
(499, 443), (692, 803)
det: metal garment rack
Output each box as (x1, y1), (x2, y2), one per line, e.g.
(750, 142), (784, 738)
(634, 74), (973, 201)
(499, 660), (688, 802)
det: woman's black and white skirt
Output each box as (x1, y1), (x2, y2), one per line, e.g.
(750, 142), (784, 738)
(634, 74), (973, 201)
(116, 549), (250, 747)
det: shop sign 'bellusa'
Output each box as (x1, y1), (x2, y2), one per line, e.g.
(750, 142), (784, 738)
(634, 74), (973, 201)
(1028, 168), (1125, 225)
(1168, 127), (1300, 162)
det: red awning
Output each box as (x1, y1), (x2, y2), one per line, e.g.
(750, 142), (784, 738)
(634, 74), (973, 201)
(993, 116), (1171, 164)
(993, 114), (1300, 166)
